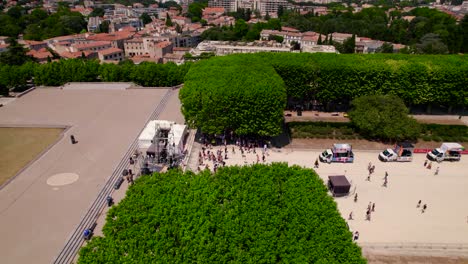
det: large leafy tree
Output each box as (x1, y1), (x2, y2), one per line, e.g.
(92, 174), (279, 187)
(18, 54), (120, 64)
(180, 55), (287, 136)
(78, 164), (366, 263)
(349, 95), (421, 141)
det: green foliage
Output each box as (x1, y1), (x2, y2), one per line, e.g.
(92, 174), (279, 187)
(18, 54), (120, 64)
(180, 55), (287, 136)
(201, 19), (281, 41)
(278, 6), (464, 53)
(165, 14), (173, 27)
(420, 124), (468, 142)
(349, 95), (421, 141)
(34, 59), (100, 86)
(415, 33), (448, 54)
(343, 34), (356, 54)
(22, 7), (87, 40)
(89, 7), (105, 17)
(140, 13), (152, 25)
(78, 164), (366, 263)
(376, 42), (394, 53)
(0, 38), (34, 65)
(187, 0), (207, 22)
(31, 60), (191, 87)
(289, 122), (358, 139)
(0, 62), (34, 94)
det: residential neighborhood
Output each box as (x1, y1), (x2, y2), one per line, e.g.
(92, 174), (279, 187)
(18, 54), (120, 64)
(0, 0), (467, 64)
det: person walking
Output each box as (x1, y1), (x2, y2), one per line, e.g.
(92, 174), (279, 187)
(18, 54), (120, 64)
(422, 204), (427, 213)
(417, 200), (422, 208)
(435, 167), (440, 175)
(368, 202), (372, 211)
(384, 171), (388, 180)
(348, 212), (353, 220)
(383, 178), (388, 187)
(314, 158), (319, 168)
(353, 231), (359, 241)
(424, 160), (428, 167)
(366, 210), (371, 221)
(427, 162), (432, 170)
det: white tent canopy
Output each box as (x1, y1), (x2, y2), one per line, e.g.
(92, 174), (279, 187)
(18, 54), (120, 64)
(138, 120), (187, 155)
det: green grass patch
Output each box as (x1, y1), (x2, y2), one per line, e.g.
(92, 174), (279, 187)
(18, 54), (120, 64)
(0, 127), (63, 186)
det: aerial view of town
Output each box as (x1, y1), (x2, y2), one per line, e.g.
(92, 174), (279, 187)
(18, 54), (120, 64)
(0, 0), (467, 263)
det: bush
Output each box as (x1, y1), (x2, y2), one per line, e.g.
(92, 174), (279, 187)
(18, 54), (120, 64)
(78, 164), (366, 263)
(349, 95), (421, 141)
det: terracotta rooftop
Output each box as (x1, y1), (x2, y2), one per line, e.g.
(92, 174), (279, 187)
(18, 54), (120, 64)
(99, 47), (123, 56)
(156, 41), (171, 48)
(27, 49), (53, 59)
(58, 50), (93, 59)
(203, 7), (225, 14)
(87, 32), (134, 42)
(281, 27), (300, 32)
(73, 41), (111, 49)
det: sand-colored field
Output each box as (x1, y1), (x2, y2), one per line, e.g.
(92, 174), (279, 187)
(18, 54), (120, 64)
(189, 143), (468, 259)
(0, 127), (63, 186)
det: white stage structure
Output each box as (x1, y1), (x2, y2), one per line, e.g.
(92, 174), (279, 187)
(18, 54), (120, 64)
(138, 120), (187, 169)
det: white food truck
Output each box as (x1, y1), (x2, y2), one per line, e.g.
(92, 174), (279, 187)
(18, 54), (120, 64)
(379, 142), (414, 162)
(320, 143), (354, 163)
(427, 142), (464, 162)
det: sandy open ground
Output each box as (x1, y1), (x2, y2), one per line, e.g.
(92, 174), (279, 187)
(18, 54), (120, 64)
(0, 86), (172, 264)
(188, 142), (468, 258)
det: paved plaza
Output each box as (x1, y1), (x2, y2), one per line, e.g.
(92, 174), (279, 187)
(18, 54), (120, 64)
(1, 84), (467, 262)
(0, 86), (176, 264)
(188, 143), (468, 256)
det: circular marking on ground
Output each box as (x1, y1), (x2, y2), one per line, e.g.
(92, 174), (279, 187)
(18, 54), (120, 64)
(47, 173), (79, 186)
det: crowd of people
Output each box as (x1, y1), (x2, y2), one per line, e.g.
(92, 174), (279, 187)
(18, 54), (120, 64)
(196, 140), (270, 173)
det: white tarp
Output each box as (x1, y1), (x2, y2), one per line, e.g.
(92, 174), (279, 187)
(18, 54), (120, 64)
(440, 142), (464, 152)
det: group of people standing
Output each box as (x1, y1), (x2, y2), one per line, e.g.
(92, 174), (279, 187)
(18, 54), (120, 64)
(197, 141), (270, 172)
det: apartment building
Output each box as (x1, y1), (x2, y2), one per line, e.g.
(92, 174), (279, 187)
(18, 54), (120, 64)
(192, 40), (292, 56)
(208, 0), (237, 13)
(70, 41), (112, 53)
(98, 47), (124, 62)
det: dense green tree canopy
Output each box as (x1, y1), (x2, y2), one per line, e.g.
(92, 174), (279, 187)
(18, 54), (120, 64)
(0, 6), (87, 40)
(279, 7), (466, 54)
(78, 164), (366, 263)
(348, 95), (421, 141)
(180, 55), (287, 136)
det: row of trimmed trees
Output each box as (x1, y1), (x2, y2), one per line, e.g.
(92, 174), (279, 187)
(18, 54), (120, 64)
(0, 59), (191, 92)
(180, 53), (468, 138)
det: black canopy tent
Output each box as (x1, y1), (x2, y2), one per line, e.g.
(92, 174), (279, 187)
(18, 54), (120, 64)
(328, 175), (351, 197)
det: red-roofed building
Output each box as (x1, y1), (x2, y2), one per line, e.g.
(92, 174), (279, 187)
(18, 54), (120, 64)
(281, 27), (300, 33)
(98, 47), (124, 62)
(19, 40), (48, 51)
(27, 48), (53, 63)
(87, 32), (135, 50)
(70, 7), (93, 16)
(70, 41), (112, 52)
(172, 16), (191, 26)
(57, 50), (97, 59)
(203, 7), (225, 18)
